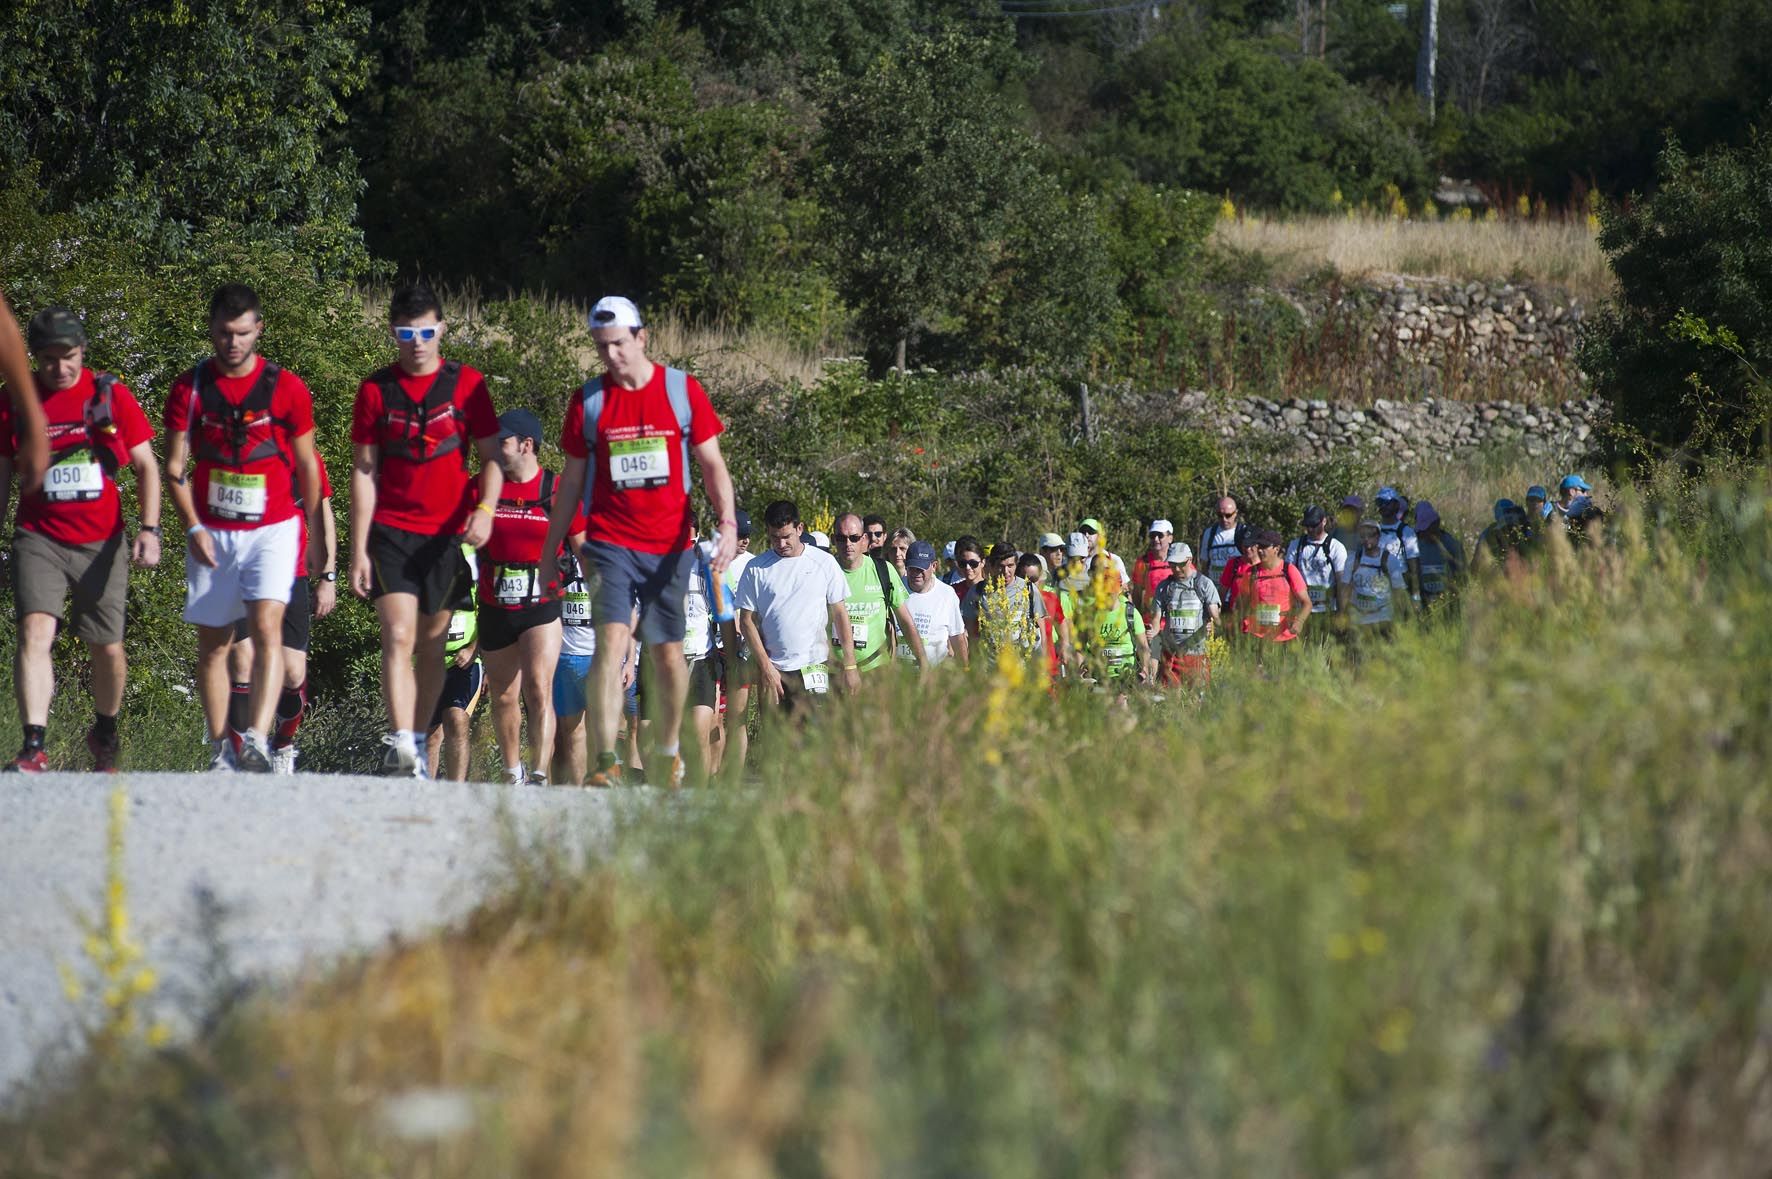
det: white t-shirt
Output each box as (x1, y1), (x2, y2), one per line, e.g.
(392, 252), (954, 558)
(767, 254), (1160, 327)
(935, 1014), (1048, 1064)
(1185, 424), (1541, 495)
(900, 578), (966, 664)
(684, 559), (712, 659)
(1377, 521), (1420, 564)
(734, 545), (848, 671)
(1200, 524), (1242, 580)
(1347, 550), (1406, 625)
(559, 549), (597, 658)
(1284, 534), (1348, 613)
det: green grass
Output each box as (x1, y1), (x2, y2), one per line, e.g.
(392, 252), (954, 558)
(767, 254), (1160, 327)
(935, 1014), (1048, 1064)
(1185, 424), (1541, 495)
(7, 467), (1772, 1176)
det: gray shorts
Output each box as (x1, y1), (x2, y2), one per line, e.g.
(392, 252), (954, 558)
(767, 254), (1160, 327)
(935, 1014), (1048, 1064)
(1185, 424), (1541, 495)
(11, 528), (129, 644)
(583, 540), (694, 647)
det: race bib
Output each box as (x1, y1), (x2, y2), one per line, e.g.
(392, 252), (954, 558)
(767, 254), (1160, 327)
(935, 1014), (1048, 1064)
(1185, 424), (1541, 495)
(1421, 564), (1446, 595)
(850, 619), (871, 651)
(1307, 583), (1329, 607)
(1256, 602), (1282, 627)
(446, 612), (470, 643)
(493, 565), (538, 606)
(1355, 581), (1389, 614)
(609, 435), (670, 490)
(562, 591), (593, 627)
(802, 666), (830, 694)
(45, 452), (104, 503)
(207, 470), (267, 522)
(1171, 601), (1203, 633)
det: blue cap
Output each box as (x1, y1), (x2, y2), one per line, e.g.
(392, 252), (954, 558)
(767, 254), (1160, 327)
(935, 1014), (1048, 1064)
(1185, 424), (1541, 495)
(1493, 498), (1517, 523)
(732, 507), (752, 538)
(905, 540), (938, 570)
(1566, 496), (1596, 520)
(497, 408), (543, 443)
(1526, 485), (1549, 501)
(1376, 485), (1401, 502)
(1560, 474), (1592, 492)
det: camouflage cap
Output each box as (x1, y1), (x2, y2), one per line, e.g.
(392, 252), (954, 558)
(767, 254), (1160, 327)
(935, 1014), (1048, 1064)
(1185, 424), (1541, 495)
(26, 306), (86, 352)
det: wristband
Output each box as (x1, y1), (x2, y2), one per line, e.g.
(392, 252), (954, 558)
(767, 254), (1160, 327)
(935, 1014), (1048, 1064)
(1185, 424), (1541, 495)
(475, 502), (496, 516)
(187, 524), (206, 536)
(843, 663), (859, 671)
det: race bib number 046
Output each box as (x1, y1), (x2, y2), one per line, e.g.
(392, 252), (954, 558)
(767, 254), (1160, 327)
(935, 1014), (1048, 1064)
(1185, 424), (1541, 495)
(609, 436), (670, 490)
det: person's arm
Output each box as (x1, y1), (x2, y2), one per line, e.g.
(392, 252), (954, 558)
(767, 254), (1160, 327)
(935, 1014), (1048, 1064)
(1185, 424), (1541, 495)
(163, 427), (216, 569)
(453, 637), (478, 669)
(949, 631), (970, 670)
(291, 431), (322, 576)
(1288, 570), (1312, 633)
(1133, 616), (1154, 682)
(829, 600), (859, 693)
(0, 289), (46, 495)
(349, 442), (378, 599)
(313, 494), (339, 618)
(461, 434), (503, 548)
(739, 608), (781, 703)
(126, 440), (162, 567)
(538, 454), (588, 583)
(691, 435), (738, 577)
(894, 600), (929, 669)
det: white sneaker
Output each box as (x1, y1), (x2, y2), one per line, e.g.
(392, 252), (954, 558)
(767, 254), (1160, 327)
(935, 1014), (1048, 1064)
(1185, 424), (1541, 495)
(271, 744), (299, 775)
(236, 731), (273, 773)
(503, 764), (525, 786)
(379, 732), (418, 777)
(207, 739), (235, 773)
(527, 769), (548, 786)
(411, 748), (429, 780)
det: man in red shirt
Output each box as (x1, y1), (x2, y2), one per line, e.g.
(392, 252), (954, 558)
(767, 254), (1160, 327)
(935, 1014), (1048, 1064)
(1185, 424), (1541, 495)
(349, 283), (502, 777)
(0, 307), (162, 771)
(479, 408), (586, 785)
(539, 296), (737, 788)
(164, 285), (325, 773)
(227, 453), (337, 773)
(1129, 517), (1174, 624)
(1242, 528), (1313, 648)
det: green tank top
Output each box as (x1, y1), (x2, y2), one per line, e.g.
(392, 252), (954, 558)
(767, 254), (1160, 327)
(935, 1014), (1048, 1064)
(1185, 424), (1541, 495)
(837, 559), (907, 671)
(445, 543), (478, 653)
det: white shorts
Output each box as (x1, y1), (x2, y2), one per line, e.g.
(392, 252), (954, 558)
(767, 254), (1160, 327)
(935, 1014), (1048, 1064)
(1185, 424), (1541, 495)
(184, 515), (300, 628)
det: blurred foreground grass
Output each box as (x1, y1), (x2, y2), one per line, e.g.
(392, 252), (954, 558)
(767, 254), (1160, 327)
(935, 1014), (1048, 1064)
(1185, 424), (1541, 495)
(7, 471), (1772, 1177)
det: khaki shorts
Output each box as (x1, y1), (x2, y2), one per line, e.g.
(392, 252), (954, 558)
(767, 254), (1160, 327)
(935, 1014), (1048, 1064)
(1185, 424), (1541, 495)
(11, 528), (129, 645)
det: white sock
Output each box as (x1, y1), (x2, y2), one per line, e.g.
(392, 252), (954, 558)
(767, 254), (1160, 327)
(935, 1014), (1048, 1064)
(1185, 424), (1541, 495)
(396, 729), (419, 752)
(658, 742), (680, 758)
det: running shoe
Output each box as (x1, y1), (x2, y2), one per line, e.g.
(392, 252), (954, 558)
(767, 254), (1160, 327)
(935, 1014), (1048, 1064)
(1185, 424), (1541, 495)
(207, 739), (235, 773)
(503, 764), (525, 786)
(586, 759), (624, 788)
(86, 727), (121, 773)
(380, 732), (418, 777)
(270, 744), (299, 775)
(236, 732), (273, 773)
(526, 769), (548, 786)
(5, 748), (48, 773)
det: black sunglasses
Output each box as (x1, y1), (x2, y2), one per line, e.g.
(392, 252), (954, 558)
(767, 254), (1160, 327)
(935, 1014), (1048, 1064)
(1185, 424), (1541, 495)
(960, 558), (982, 568)
(838, 532), (865, 543)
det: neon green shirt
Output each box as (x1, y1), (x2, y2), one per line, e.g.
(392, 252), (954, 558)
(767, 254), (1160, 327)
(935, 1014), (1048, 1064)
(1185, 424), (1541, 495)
(836, 558), (909, 672)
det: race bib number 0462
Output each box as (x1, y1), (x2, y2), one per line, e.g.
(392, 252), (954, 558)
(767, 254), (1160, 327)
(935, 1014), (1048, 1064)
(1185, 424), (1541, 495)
(609, 436), (670, 490)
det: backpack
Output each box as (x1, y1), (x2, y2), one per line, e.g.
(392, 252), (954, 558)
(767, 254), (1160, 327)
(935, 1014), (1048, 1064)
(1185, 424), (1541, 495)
(372, 360), (465, 463)
(579, 366), (694, 514)
(190, 359), (291, 469)
(498, 469), (557, 515)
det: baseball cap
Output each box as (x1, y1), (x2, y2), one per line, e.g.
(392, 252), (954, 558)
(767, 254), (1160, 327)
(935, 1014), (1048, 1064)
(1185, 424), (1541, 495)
(1166, 541), (1193, 564)
(1340, 494), (1365, 511)
(905, 540), (937, 570)
(809, 530), (830, 549)
(1037, 531), (1065, 550)
(588, 295), (644, 331)
(1376, 485), (1401, 503)
(1525, 485), (1549, 501)
(1078, 517), (1104, 534)
(1301, 505), (1327, 529)
(1414, 500), (1440, 530)
(26, 306), (86, 352)
(732, 508), (752, 539)
(1560, 474), (1592, 492)
(1066, 531), (1090, 558)
(1494, 498), (1526, 523)
(497, 408), (543, 443)
(1149, 518), (1174, 534)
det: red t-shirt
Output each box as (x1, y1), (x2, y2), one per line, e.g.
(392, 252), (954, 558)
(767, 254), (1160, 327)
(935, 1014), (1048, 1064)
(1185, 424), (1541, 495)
(290, 453), (333, 581)
(1038, 585), (1065, 679)
(1, 370), (153, 545)
(560, 365), (722, 556)
(477, 469), (588, 610)
(1219, 554), (1253, 609)
(164, 357), (315, 532)
(1242, 563), (1309, 641)
(351, 362), (498, 535)
(1132, 554), (1171, 620)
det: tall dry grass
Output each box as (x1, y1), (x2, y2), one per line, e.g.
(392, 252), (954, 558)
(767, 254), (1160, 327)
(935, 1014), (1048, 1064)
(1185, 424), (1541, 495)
(10, 466), (1772, 1177)
(1216, 214), (1615, 303)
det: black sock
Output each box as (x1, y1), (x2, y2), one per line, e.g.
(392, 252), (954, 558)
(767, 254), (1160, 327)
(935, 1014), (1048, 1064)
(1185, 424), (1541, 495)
(91, 713), (118, 742)
(227, 681), (252, 736)
(22, 724), (46, 751)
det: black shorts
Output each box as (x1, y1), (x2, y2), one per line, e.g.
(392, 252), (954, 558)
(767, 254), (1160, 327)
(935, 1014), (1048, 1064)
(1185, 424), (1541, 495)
(477, 599), (561, 652)
(429, 658), (484, 730)
(369, 524), (472, 616)
(234, 578), (311, 651)
(687, 653), (720, 710)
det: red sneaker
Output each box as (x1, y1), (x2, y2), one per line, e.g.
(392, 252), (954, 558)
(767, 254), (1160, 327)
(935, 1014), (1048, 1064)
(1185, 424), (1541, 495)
(86, 727), (121, 773)
(5, 748), (49, 773)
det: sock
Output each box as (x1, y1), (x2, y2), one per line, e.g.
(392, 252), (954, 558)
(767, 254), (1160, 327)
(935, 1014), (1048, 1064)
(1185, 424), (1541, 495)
(227, 681), (252, 740)
(596, 750), (620, 771)
(273, 682), (306, 749)
(91, 713), (118, 742)
(21, 724), (46, 752)
(657, 741), (680, 759)
(397, 729), (419, 752)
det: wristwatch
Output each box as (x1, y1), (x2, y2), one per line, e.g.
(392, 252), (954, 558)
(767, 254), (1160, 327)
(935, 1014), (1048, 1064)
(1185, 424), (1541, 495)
(321, 570), (338, 582)
(140, 523), (162, 536)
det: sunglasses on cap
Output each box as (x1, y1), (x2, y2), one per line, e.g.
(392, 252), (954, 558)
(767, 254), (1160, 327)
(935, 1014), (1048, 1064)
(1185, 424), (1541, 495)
(393, 325), (441, 342)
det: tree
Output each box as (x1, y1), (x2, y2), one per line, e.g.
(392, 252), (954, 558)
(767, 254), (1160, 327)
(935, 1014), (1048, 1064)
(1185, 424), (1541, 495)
(1582, 134), (1772, 456)
(0, 0), (371, 275)
(816, 28), (1041, 372)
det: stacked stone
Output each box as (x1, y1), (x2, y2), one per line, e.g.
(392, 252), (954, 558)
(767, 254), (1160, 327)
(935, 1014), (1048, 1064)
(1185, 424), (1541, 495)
(1359, 277), (1586, 400)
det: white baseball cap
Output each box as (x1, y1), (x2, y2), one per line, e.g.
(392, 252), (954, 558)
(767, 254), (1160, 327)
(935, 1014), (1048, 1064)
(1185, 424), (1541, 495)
(1166, 541), (1193, 564)
(1065, 531), (1090, 558)
(588, 295), (643, 330)
(1149, 518), (1174, 534)
(1037, 531), (1065, 549)
(809, 530), (830, 549)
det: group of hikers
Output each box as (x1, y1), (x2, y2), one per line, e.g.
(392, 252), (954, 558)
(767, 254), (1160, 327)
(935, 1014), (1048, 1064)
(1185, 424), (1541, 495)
(0, 286), (1604, 785)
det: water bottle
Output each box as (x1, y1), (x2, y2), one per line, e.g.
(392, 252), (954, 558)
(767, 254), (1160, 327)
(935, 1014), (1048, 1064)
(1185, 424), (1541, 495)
(701, 538), (734, 623)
